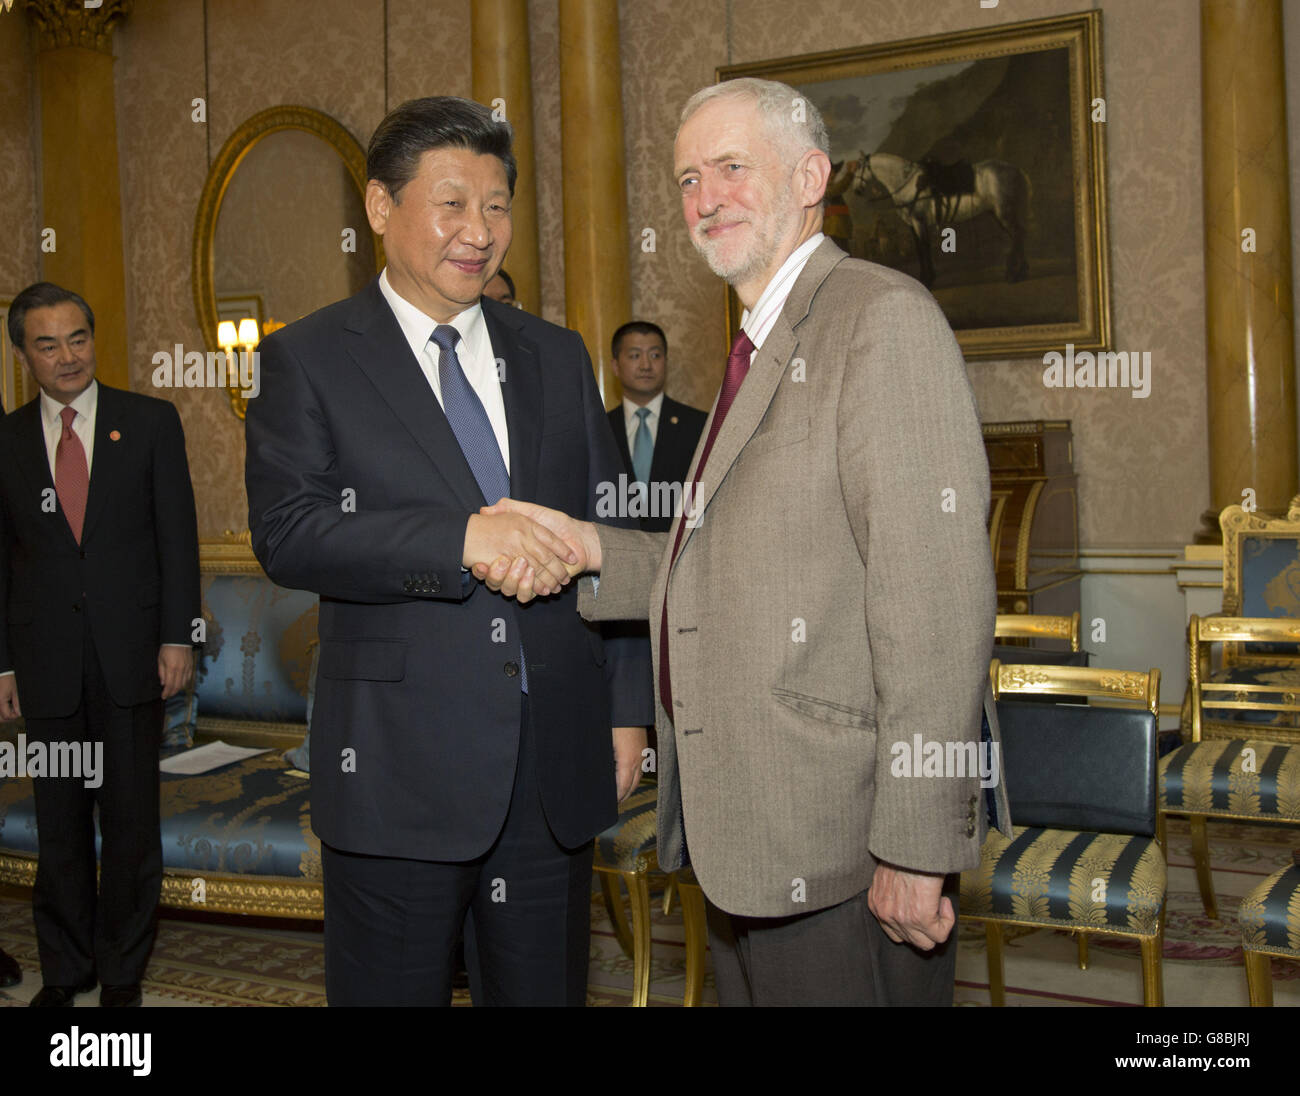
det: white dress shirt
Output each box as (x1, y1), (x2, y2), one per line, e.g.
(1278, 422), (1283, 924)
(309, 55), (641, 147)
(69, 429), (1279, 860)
(40, 380), (98, 481)
(621, 391), (664, 452)
(378, 267), (511, 473)
(740, 232), (825, 356)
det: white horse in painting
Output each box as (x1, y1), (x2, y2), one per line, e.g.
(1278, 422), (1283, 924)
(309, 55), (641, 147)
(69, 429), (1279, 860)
(853, 152), (1031, 288)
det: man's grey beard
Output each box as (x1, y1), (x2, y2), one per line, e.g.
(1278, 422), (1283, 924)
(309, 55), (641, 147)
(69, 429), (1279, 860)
(691, 228), (768, 288)
(690, 182), (801, 289)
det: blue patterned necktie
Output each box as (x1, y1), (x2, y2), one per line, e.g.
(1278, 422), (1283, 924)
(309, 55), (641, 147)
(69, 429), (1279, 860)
(430, 324), (526, 692)
(631, 406), (653, 484)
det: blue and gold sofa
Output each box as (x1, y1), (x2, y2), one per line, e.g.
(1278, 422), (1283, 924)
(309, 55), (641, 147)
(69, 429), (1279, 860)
(0, 535), (323, 919)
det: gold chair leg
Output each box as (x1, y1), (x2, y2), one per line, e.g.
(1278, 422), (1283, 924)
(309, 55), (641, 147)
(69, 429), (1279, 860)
(1140, 929), (1164, 1007)
(677, 878), (707, 1008)
(1243, 951), (1274, 1007)
(984, 921), (1006, 1006)
(598, 869), (635, 959)
(1077, 933), (1089, 970)
(626, 870), (652, 1008)
(1188, 814), (1218, 919)
(662, 873), (677, 916)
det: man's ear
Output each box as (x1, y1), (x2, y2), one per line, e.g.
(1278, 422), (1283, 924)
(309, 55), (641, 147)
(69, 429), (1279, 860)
(364, 180), (391, 235)
(797, 149), (832, 210)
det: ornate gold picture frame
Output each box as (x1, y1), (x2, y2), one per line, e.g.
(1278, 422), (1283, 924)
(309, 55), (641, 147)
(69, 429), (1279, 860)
(720, 10), (1110, 362)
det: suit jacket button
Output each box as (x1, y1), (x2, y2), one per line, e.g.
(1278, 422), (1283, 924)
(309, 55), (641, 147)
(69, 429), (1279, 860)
(504, 660), (519, 677)
(430, 578), (441, 593)
(966, 820), (976, 837)
(71, 603), (81, 613)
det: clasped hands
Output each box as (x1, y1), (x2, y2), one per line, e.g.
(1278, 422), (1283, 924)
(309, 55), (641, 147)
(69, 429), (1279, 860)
(462, 498), (598, 602)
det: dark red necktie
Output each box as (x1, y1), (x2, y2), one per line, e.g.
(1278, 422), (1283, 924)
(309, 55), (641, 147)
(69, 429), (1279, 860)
(659, 328), (755, 714)
(55, 405), (89, 544)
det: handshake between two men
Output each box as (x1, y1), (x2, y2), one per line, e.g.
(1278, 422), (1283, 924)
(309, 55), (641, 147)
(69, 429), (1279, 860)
(463, 498), (599, 599)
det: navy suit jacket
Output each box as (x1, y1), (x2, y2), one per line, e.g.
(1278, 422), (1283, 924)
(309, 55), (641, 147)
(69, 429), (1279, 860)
(0, 384), (200, 717)
(607, 396), (707, 533)
(245, 281), (652, 860)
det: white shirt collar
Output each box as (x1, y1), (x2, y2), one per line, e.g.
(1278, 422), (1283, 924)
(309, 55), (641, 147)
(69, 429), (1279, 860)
(740, 232), (825, 351)
(378, 267), (485, 360)
(623, 391), (664, 428)
(40, 379), (98, 430)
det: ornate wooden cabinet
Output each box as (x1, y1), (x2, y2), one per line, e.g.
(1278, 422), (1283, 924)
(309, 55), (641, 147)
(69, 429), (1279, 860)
(982, 420), (1081, 616)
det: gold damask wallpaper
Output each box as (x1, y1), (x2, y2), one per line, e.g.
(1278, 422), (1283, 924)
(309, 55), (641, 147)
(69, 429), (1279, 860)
(0, 0), (1272, 547)
(0, 13), (38, 340)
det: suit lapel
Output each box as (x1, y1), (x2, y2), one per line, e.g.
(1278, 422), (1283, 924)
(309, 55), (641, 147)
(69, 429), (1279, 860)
(13, 399), (54, 499)
(12, 399), (79, 548)
(343, 280), (485, 514)
(81, 384), (124, 544)
(483, 302), (542, 504)
(672, 239), (846, 560)
(648, 397), (682, 484)
(609, 406), (634, 477)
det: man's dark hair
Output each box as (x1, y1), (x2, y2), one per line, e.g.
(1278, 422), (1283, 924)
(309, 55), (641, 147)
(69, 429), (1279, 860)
(612, 321), (668, 359)
(7, 282), (95, 350)
(494, 268), (516, 298)
(367, 96), (517, 200)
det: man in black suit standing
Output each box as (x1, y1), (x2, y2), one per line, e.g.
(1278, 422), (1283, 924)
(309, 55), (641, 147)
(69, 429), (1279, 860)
(606, 322), (706, 533)
(244, 97), (651, 1007)
(0, 282), (200, 1008)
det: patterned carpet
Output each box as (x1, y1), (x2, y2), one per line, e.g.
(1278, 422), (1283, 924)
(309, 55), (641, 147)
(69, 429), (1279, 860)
(0, 818), (1294, 1007)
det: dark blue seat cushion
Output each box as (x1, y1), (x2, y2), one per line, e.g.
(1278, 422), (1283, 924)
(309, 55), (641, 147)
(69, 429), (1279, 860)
(0, 751), (319, 881)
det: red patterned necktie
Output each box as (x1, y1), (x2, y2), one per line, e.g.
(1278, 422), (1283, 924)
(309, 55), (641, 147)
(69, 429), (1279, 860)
(658, 328), (755, 714)
(55, 405), (89, 543)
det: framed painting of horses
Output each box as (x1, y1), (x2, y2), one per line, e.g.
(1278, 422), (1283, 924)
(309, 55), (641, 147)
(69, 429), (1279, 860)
(719, 10), (1110, 362)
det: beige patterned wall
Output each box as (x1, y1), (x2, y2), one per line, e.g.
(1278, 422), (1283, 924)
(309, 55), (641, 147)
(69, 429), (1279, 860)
(614, 0), (1210, 548)
(4, 0), (1275, 547)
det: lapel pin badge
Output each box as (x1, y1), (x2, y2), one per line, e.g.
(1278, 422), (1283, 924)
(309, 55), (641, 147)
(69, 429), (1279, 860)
(109, 429), (121, 441)
(670, 416), (679, 425)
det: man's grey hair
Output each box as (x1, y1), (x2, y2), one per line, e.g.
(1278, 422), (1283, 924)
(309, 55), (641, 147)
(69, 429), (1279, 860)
(678, 77), (831, 164)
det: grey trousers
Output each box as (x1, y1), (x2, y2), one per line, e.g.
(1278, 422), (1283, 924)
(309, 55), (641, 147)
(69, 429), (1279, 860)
(704, 876), (959, 1006)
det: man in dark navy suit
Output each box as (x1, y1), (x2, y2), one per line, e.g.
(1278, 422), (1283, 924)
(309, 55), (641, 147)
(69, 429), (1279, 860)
(245, 97), (651, 1006)
(606, 322), (706, 534)
(0, 282), (199, 1008)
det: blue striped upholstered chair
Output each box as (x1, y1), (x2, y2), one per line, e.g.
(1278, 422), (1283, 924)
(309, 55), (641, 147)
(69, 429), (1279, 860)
(1163, 615), (1300, 918)
(1238, 856), (1300, 1006)
(962, 663), (1166, 1006)
(592, 779), (660, 1006)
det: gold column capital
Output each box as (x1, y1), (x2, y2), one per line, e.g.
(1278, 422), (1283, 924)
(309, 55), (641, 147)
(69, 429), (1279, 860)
(25, 0), (130, 54)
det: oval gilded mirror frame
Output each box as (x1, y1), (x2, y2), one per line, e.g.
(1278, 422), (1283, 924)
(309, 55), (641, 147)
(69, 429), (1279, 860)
(192, 105), (384, 419)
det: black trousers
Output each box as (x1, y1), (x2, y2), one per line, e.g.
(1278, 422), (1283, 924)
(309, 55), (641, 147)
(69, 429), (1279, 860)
(705, 873), (961, 1006)
(321, 696), (594, 1006)
(26, 629), (163, 987)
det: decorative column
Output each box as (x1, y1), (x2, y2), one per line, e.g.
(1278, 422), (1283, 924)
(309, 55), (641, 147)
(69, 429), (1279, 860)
(27, 0), (131, 391)
(472, 0), (540, 314)
(1199, 0), (1297, 539)
(558, 0), (629, 400)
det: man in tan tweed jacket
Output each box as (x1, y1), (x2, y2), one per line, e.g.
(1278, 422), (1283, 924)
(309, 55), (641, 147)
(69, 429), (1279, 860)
(478, 77), (1012, 1005)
